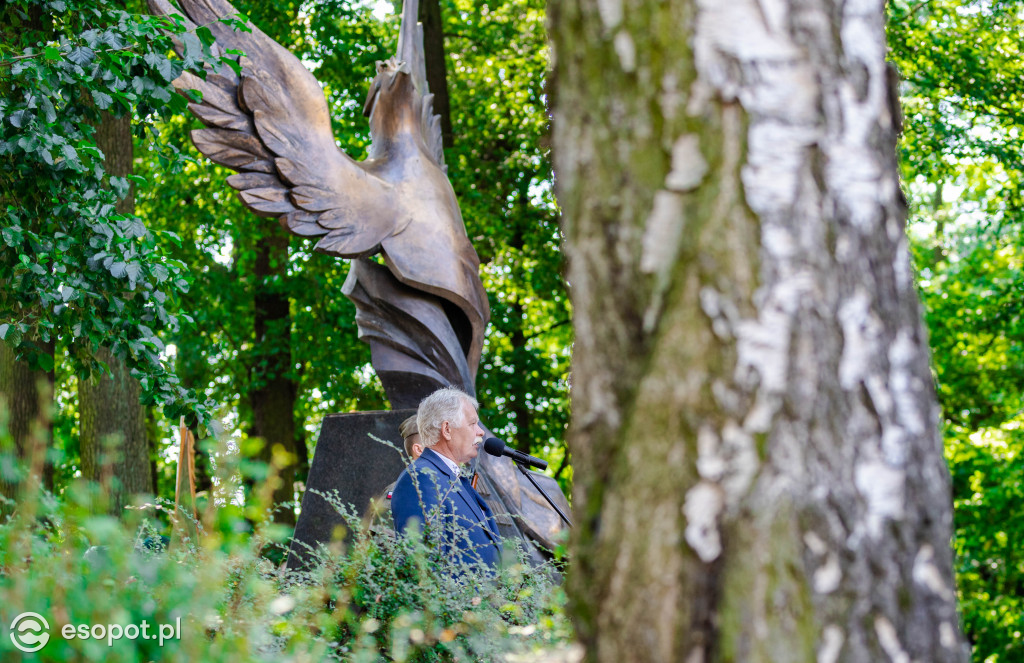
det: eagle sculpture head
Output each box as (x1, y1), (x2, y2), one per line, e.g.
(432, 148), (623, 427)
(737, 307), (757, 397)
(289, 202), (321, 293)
(363, 58), (417, 117)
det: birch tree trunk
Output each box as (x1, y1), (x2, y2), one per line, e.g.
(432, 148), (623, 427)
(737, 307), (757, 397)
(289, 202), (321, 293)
(550, 1), (969, 661)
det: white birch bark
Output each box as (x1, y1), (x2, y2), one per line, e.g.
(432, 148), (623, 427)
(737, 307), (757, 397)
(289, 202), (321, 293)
(550, 0), (969, 661)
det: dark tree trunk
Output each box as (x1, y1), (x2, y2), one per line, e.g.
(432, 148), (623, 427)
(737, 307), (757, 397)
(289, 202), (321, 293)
(508, 304), (532, 454)
(0, 338), (54, 501)
(79, 110), (153, 512)
(419, 0), (452, 148)
(80, 347), (152, 509)
(193, 432), (214, 497)
(0, 3), (53, 502)
(249, 231), (298, 526)
(508, 186), (534, 454)
(551, 0), (968, 661)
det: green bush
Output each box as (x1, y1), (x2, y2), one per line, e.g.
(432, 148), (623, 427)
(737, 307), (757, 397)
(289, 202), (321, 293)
(946, 420), (1024, 663)
(0, 450), (570, 662)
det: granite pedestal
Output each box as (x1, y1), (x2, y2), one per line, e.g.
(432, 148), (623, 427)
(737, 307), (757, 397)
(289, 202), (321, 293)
(286, 409), (414, 570)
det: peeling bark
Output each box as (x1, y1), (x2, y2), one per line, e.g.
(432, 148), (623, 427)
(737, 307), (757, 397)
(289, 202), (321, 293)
(550, 0), (967, 661)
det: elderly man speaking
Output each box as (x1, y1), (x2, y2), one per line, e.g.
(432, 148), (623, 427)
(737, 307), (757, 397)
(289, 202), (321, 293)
(390, 387), (502, 569)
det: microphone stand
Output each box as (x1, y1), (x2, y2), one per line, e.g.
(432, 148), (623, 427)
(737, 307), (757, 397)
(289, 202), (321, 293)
(513, 460), (573, 528)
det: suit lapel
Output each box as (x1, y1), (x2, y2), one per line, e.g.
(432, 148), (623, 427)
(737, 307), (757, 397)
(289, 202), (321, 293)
(422, 450), (479, 517)
(422, 451), (500, 548)
(463, 476), (501, 544)
(421, 448), (455, 480)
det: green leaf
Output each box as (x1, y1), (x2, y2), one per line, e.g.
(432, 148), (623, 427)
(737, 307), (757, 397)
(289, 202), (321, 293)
(44, 45), (61, 61)
(126, 218), (146, 238)
(125, 262), (142, 285)
(110, 261), (127, 278)
(156, 55), (173, 82)
(81, 29), (101, 49)
(110, 176), (130, 198)
(3, 325), (22, 348)
(101, 30), (126, 50)
(152, 263), (169, 282)
(143, 51), (162, 71)
(2, 226), (23, 246)
(181, 32), (203, 62)
(91, 89), (113, 110)
(36, 353), (54, 373)
(39, 97), (56, 123)
(220, 57), (242, 77)
(196, 25), (215, 47)
(67, 46), (95, 66)
(9, 110), (31, 128)
(61, 144), (78, 164)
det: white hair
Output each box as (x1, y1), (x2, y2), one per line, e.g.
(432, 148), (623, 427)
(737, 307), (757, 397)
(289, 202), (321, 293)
(416, 387), (478, 447)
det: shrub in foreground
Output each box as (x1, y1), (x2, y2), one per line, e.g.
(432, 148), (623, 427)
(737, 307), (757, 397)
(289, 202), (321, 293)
(0, 475), (570, 662)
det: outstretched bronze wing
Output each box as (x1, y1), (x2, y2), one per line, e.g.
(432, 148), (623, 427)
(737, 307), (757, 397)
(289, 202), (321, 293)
(148, 0), (402, 256)
(149, 0), (490, 387)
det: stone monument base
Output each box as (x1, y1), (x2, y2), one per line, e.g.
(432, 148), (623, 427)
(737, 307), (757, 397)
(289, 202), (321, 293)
(286, 409), (413, 570)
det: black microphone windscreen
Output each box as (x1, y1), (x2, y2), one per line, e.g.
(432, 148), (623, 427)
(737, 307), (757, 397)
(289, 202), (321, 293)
(482, 436), (505, 457)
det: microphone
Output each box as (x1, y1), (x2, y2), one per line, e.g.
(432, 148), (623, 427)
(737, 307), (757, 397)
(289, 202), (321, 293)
(482, 437), (548, 471)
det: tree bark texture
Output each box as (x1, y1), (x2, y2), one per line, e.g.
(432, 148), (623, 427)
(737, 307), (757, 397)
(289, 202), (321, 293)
(0, 339), (53, 499)
(0, 7), (53, 499)
(550, 1), (967, 661)
(249, 231), (298, 526)
(419, 0), (453, 149)
(79, 111), (153, 511)
(79, 346), (152, 506)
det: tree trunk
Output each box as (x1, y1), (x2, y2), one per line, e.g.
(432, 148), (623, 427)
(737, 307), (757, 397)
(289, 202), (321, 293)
(79, 110), (153, 511)
(550, 1), (968, 661)
(0, 5), (53, 499)
(508, 300), (533, 454)
(80, 346), (152, 508)
(249, 231), (298, 526)
(0, 338), (54, 500)
(419, 0), (453, 148)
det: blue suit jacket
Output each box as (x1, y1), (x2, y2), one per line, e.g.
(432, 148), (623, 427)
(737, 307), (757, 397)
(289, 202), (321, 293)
(391, 448), (502, 569)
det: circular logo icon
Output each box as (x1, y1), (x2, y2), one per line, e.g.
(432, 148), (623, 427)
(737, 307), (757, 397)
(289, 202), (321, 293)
(10, 612), (50, 653)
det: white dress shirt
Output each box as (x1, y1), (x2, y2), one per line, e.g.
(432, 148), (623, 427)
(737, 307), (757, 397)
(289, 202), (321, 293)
(431, 449), (462, 478)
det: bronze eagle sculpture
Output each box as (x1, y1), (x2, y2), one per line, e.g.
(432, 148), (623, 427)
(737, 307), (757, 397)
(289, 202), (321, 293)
(149, 0), (570, 558)
(148, 0), (488, 405)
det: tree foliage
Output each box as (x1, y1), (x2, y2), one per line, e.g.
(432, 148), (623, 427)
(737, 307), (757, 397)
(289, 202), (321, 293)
(441, 0), (571, 471)
(889, 1), (1024, 659)
(0, 0), (240, 425)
